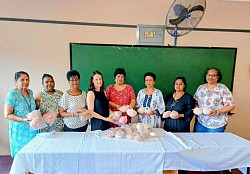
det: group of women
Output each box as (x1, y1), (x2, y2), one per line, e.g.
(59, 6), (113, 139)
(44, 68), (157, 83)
(4, 67), (235, 158)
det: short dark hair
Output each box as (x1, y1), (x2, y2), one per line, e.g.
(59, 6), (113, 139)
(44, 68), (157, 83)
(144, 72), (156, 81)
(66, 70), (80, 81)
(204, 67), (222, 83)
(114, 68), (126, 78)
(174, 77), (187, 91)
(88, 70), (104, 91)
(14, 71), (29, 81)
(42, 74), (54, 83)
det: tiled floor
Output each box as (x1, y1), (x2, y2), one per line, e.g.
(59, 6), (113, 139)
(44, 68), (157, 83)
(0, 155), (13, 174)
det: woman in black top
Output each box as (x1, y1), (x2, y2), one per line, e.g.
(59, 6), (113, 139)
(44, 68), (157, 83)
(164, 77), (195, 132)
(87, 70), (114, 131)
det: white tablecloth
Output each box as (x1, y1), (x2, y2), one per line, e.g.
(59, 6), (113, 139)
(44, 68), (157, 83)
(10, 129), (250, 174)
(10, 130), (165, 174)
(160, 132), (250, 171)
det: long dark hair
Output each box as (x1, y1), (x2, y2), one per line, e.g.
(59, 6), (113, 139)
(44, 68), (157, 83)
(88, 70), (104, 91)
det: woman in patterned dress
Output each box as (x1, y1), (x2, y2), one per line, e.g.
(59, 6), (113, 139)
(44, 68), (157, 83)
(35, 74), (64, 132)
(4, 71), (38, 158)
(136, 72), (165, 128)
(193, 67), (235, 132)
(59, 70), (91, 132)
(106, 68), (136, 127)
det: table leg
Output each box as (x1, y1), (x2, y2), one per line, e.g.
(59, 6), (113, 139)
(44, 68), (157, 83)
(163, 170), (178, 174)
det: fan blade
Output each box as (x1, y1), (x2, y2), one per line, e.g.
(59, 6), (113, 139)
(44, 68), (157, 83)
(169, 16), (185, 25)
(173, 4), (188, 16)
(188, 5), (205, 13)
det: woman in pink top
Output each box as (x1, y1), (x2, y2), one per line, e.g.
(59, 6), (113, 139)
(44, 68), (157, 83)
(106, 68), (136, 127)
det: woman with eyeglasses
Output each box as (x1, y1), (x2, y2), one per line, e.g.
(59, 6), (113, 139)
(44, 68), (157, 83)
(106, 68), (136, 127)
(163, 77), (195, 132)
(136, 72), (165, 128)
(59, 70), (91, 132)
(193, 67), (235, 132)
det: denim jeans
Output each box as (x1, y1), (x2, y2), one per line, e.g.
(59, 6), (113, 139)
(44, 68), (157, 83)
(194, 119), (227, 132)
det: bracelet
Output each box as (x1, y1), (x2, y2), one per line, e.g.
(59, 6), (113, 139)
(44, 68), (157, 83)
(216, 110), (220, 115)
(72, 112), (74, 117)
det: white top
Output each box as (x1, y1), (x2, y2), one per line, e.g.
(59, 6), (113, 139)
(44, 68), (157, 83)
(136, 89), (165, 128)
(59, 91), (88, 129)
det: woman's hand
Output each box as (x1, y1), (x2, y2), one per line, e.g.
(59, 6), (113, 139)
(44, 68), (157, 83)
(170, 114), (179, 119)
(23, 118), (32, 122)
(170, 112), (183, 119)
(79, 110), (92, 120)
(115, 104), (121, 109)
(145, 111), (156, 116)
(106, 115), (116, 123)
(209, 109), (218, 117)
(137, 109), (144, 115)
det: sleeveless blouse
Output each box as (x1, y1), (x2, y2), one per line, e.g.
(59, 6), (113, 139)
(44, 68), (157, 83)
(91, 90), (110, 131)
(39, 89), (64, 132)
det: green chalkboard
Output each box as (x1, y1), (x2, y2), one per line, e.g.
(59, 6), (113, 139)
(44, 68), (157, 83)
(70, 43), (236, 97)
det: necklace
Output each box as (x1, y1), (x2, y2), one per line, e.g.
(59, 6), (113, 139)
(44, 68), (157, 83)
(145, 87), (155, 95)
(45, 89), (56, 94)
(170, 100), (179, 108)
(173, 92), (185, 100)
(17, 87), (32, 112)
(68, 89), (81, 96)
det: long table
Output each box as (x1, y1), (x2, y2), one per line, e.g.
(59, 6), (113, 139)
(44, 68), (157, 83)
(10, 129), (250, 174)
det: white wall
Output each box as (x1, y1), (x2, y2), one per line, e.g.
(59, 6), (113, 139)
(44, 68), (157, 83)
(1, 0), (250, 155)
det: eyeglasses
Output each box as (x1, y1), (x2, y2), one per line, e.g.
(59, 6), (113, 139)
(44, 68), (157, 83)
(69, 79), (79, 82)
(206, 74), (218, 78)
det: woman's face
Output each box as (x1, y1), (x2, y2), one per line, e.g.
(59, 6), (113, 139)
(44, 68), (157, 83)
(69, 75), (80, 89)
(145, 76), (155, 88)
(92, 74), (103, 89)
(115, 74), (125, 85)
(42, 77), (55, 92)
(174, 79), (185, 92)
(206, 69), (219, 84)
(16, 74), (30, 90)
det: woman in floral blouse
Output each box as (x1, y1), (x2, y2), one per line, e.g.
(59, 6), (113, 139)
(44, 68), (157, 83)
(194, 67), (235, 132)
